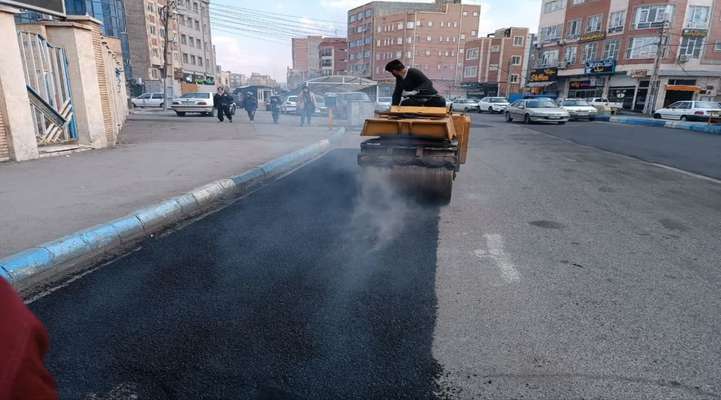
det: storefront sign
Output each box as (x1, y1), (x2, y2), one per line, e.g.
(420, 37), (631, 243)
(569, 80), (599, 89)
(682, 28), (707, 37)
(584, 59), (616, 75)
(529, 67), (558, 83)
(0, 0), (65, 16)
(579, 31), (606, 43)
(629, 69), (648, 78)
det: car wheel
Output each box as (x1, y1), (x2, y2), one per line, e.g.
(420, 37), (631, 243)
(653, 113), (661, 119)
(680, 115), (687, 121)
(175, 111), (185, 116)
(159, 102), (164, 108)
(505, 112), (513, 122)
(523, 114), (530, 124)
(558, 121), (566, 125)
(488, 107), (493, 113)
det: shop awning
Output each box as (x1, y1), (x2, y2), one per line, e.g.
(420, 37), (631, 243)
(665, 85), (703, 92)
(526, 81), (555, 88)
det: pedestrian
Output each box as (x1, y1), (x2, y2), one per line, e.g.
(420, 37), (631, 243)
(213, 87), (233, 123)
(244, 92), (258, 122)
(0, 278), (59, 400)
(297, 86), (316, 127)
(270, 95), (281, 124)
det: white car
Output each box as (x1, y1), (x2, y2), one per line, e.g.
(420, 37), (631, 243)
(558, 99), (598, 120)
(451, 98), (480, 112)
(171, 92), (215, 116)
(132, 92), (165, 108)
(281, 96), (298, 114)
(589, 97), (622, 113)
(375, 96), (392, 112)
(505, 98), (570, 124)
(478, 97), (510, 113)
(653, 100), (721, 122)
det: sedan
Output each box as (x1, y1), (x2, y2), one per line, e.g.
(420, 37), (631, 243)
(451, 98), (480, 112)
(281, 96), (298, 114)
(478, 97), (510, 113)
(653, 101), (721, 121)
(131, 93), (164, 108)
(171, 92), (215, 116)
(505, 99), (570, 124)
(375, 96), (392, 113)
(558, 99), (598, 120)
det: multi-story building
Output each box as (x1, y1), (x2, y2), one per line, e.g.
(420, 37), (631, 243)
(124, 0), (173, 86)
(319, 38), (349, 75)
(247, 73), (278, 87)
(347, 0), (481, 96)
(534, 0), (721, 111)
(229, 73), (246, 88)
(288, 36), (324, 88)
(461, 27), (533, 97)
(176, 0), (216, 84)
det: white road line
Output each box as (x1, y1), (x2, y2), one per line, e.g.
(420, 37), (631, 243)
(474, 234), (521, 283)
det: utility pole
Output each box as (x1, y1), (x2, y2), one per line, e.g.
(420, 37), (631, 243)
(505, 57), (513, 97)
(644, 21), (668, 116)
(160, 0), (177, 111)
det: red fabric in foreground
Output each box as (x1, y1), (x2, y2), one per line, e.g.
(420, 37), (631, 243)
(0, 278), (58, 400)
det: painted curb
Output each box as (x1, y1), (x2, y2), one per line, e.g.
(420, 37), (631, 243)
(607, 116), (721, 135)
(1, 128), (346, 290)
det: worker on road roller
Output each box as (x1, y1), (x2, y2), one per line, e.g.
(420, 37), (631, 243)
(385, 59), (446, 108)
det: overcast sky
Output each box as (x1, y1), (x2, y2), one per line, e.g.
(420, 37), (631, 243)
(212, 0), (543, 82)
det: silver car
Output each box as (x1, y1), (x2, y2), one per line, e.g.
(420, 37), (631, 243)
(559, 99), (598, 120)
(375, 96), (392, 112)
(171, 92), (215, 116)
(505, 99), (570, 124)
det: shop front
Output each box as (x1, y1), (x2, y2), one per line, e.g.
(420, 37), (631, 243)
(526, 67), (559, 98)
(609, 71), (642, 110)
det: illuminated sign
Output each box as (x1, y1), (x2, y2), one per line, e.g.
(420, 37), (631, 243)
(529, 67), (558, 83)
(584, 58), (616, 75)
(579, 32), (606, 43)
(0, 0), (65, 17)
(682, 29), (707, 37)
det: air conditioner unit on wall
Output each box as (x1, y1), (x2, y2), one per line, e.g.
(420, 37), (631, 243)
(678, 55), (689, 63)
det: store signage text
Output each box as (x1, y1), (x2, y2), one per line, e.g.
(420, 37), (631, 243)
(579, 32), (606, 43)
(529, 67), (558, 83)
(584, 58), (616, 75)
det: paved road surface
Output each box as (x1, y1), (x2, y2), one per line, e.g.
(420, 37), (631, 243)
(31, 114), (721, 399)
(491, 113), (721, 180)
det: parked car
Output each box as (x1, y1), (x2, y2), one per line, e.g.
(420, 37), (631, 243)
(451, 98), (480, 112)
(281, 96), (298, 114)
(505, 98), (570, 124)
(558, 99), (598, 120)
(314, 95), (328, 116)
(653, 101), (721, 121)
(171, 92), (215, 116)
(589, 97), (622, 114)
(131, 92), (164, 108)
(478, 97), (510, 113)
(375, 96), (392, 112)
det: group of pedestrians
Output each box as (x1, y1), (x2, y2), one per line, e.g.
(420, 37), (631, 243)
(213, 85), (318, 126)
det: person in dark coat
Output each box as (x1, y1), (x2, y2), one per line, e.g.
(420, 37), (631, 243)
(213, 87), (233, 122)
(244, 93), (258, 121)
(297, 86), (316, 127)
(385, 59), (445, 107)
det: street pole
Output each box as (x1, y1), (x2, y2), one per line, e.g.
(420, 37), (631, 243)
(506, 57), (513, 97)
(161, 0), (177, 111)
(644, 21), (668, 116)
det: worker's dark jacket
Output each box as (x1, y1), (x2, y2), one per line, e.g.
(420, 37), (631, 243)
(391, 68), (438, 106)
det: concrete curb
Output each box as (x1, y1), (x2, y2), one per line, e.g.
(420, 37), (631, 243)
(2, 128), (346, 292)
(599, 115), (721, 135)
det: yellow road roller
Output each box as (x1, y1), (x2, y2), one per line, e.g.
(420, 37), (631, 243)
(358, 105), (471, 203)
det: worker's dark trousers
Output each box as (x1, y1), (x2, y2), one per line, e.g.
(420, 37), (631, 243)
(401, 96), (446, 107)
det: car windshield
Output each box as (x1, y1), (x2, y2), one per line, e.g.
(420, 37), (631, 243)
(563, 100), (590, 106)
(287, 96), (297, 101)
(696, 101), (720, 109)
(180, 93), (210, 99)
(489, 98), (507, 103)
(527, 100), (558, 108)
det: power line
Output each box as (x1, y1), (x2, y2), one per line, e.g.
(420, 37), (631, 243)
(210, 2), (346, 26)
(209, 12), (336, 38)
(211, 22), (293, 43)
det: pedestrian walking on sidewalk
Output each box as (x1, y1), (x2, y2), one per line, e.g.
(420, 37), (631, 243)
(270, 95), (281, 124)
(213, 87), (233, 123)
(298, 86), (316, 127)
(244, 93), (258, 122)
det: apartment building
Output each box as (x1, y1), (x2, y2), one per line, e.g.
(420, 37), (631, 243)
(176, 0), (216, 84)
(534, 0), (721, 111)
(319, 38), (349, 76)
(461, 27), (533, 97)
(289, 36), (324, 87)
(347, 0), (481, 95)
(125, 0), (172, 83)
(229, 73), (246, 88)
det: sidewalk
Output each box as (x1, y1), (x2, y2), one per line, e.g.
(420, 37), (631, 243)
(596, 114), (721, 135)
(0, 110), (336, 258)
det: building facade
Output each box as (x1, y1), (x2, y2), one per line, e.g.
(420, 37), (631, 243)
(247, 73), (278, 87)
(534, 0), (721, 111)
(319, 38), (349, 75)
(288, 36), (324, 88)
(229, 73), (246, 88)
(461, 27), (533, 97)
(347, 0), (481, 96)
(124, 0), (171, 85)
(176, 0), (216, 84)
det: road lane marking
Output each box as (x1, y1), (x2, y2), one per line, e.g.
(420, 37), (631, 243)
(474, 234), (521, 283)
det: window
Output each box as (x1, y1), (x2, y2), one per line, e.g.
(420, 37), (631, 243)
(461, 34), (466, 40)
(583, 42), (597, 62)
(572, 0), (584, 4)
(586, 15), (602, 33)
(491, 45), (500, 52)
(425, 49), (431, 56)
(349, 14), (356, 23)
(182, 53), (188, 63)
(473, 12), (478, 16)
(510, 74), (519, 83)
(564, 46), (577, 64)
(407, 21), (415, 29)
(715, 41), (721, 52)
(544, 0), (563, 13)
(453, 22), (458, 28)
(679, 36), (704, 59)
(407, 36), (412, 43)
(463, 11), (468, 16)
(190, 55), (196, 64)
(567, 19), (581, 38)
(608, 10), (625, 33)
(471, 30), (477, 36)
(466, 47), (480, 60)
(513, 36), (524, 46)
(198, 57), (202, 66)
(152, 48), (159, 57)
(428, 21), (433, 27)
(376, 39), (381, 47)
(397, 37), (402, 44)
(195, 20), (200, 30)
(193, 1), (198, 11)
(511, 55), (521, 65)
(540, 24), (562, 42)
(149, 25), (156, 35)
(179, 14), (185, 25)
(489, 64), (498, 71)
(365, 9), (372, 17)
(427, 36), (432, 41)
(627, 36), (658, 59)
(188, 36), (194, 47)
(604, 39), (619, 59)
(196, 38), (201, 48)
(685, 6), (710, 29)
(397, 22), (403, 30)
(463, 66), (478, 78)
(181, 34), (187, 45)
(635, 5), (673, 29)
(541, 49), (559, 66)
(440, 21), (445, 27)
(406, 51), (412, 58)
